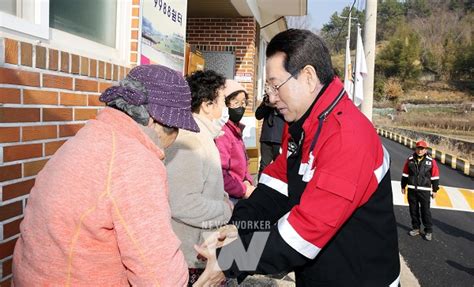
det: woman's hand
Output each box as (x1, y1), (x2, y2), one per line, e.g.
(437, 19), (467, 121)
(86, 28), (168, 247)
(243, 181), (255, 199)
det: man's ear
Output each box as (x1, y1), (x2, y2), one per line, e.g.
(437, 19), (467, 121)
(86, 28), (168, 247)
(301, 65), (321, 93)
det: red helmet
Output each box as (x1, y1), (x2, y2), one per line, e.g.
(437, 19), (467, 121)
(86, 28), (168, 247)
(416, 140), (428, 148)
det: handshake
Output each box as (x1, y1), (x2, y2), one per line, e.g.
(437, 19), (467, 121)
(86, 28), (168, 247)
(192, 225), (239, 287)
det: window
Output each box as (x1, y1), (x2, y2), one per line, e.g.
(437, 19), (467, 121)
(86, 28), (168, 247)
(0, 0), (16, 16)
(0, 0), (49, 39)
(0, 0), (131, 65)
(49, 0), (117, 47)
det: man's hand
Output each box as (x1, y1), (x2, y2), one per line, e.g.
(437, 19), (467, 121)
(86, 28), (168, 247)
(201, 225), (238, 250)
(217, 225), (238, 244)
(401, 188), (406, 195)
(193, 233), (226, 287)
(431, 192), (437, 199)
(197, 225), (238, 262)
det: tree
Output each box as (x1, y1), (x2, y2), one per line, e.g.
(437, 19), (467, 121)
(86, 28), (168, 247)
(377, 0), (405, 41)
(452, 43), (474, 80)
(405, 0), (432, 18)
(373, 74), (387, 102)
(410, 7), (472, 79)
(320, 6), (365, 52)
(384, 77), (404, 102)
(448, 0), (473, 13)
(376, 23), (422, 81)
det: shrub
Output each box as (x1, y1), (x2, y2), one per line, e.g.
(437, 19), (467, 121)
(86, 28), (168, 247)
(384, 78), (404, 102)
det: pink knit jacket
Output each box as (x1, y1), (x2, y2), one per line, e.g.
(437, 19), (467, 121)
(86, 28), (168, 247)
(13, 108), (188, 286)
(215, 121), (254, 199)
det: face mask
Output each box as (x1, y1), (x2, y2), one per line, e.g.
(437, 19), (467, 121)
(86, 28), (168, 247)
(215, 106), (229, 128)
(228, 107), (245, 123)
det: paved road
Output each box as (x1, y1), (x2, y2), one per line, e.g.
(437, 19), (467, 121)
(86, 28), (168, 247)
(382, 137), (474, 287)
(394, 206), (474, 287)
(382, 137), (474, 189)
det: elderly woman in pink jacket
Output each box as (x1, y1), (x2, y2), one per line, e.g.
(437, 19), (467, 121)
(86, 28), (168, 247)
(12, 65), (196, 286)
(215, 80), (255, 202)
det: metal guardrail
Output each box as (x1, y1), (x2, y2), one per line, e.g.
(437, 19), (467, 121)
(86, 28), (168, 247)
(377, 128), (473, 177)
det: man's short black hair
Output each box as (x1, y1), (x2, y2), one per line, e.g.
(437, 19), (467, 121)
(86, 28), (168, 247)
(186, 70), (226, 113)
(266, 29), (334, 85)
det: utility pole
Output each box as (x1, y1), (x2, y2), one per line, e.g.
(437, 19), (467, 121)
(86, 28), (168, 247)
(339, 11), (359, 52)
(361, 0), (377, 121)
(340, 12), (358, 100)
(347, 10), (352, 45)
(345, 10), (352, 89)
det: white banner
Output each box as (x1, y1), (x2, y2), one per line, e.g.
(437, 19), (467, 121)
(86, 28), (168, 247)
(353, 25), (367, 107)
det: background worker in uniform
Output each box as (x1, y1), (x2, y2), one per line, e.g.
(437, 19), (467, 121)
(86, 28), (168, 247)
(401, 140), (440, 241)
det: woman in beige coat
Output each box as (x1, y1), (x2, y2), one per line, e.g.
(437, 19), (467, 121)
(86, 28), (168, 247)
(165, 70), (233, 285)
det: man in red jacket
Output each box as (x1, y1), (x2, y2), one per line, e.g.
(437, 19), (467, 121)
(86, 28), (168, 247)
(195, 29), (400, 287)
(401, 140), (440, 241)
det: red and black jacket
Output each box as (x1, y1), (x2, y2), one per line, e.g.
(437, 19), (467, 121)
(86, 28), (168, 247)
(401, 154), (440, 192)
(217, 77), (400, 286)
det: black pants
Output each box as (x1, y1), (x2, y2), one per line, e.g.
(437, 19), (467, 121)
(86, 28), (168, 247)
(258, 141), (281, 179)
(407, 188), (433, 233)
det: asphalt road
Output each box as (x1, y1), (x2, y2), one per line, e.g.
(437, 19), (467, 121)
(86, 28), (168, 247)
(381, 137), (474, 287)
(394, 206), (474, 287)
(381, 137), (474, 189)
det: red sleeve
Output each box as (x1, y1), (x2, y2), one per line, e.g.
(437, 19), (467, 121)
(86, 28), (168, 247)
(282, 131), (382, 257)
(430, 159), (440, 192)
(431, 159), (440, 179)
(402, 160), (409, 176)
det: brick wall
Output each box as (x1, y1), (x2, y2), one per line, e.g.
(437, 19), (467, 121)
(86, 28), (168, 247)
(0, 2), (139, 284)
(130, 0), (141, 65)
(0, 38), (123, 284)
(186, 17), (258, 112)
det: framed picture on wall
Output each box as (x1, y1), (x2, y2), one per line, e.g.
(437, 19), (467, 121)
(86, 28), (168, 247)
(140, 0), (188, 74)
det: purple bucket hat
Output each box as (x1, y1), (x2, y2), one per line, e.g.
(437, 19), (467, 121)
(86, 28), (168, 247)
(100, 65), (199, 132)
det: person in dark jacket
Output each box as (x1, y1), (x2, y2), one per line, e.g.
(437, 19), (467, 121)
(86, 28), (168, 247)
(255, 95), (285, 179)
(194, 29), (400, 287)
(401, 140), (440, 241)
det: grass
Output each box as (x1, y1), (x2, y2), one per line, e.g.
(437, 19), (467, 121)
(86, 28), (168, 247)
(396, 111), (472, 133)
(374, 110), (473, 140)
(374, 115), (474, 163)
(374, 80), (473, 162)
(374, 80), (473, 135)
(401, 89), (470, 104)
